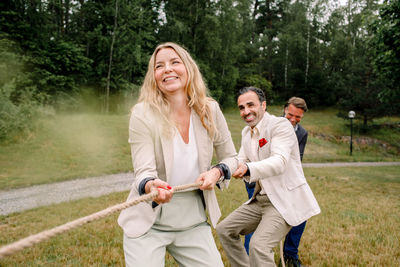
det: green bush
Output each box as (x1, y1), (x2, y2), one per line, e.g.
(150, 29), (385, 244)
(236, 74), (275, 104)
(0, 37), (38, 142)
(0, 80), (37, 141)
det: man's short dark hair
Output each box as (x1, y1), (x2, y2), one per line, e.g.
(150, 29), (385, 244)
(237, 87), (266, 103)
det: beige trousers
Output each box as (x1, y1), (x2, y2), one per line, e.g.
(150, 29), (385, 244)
(216, 194), (291, 267)
(123, 190), (224, 267)
(123, 223), (223, 267)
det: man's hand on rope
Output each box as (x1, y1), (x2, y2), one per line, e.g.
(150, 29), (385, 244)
(233, 162), (248, 179)
(145, 178), (174, 204)
(196, 168), (220, 191)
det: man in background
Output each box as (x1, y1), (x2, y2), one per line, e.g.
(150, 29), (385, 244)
(282, 96), (308, 267)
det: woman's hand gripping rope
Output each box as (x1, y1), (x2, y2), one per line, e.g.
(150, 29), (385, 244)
(145, 178), (174, 204)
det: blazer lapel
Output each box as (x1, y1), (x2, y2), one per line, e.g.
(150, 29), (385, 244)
(192, 111), (211, 172)
(258, 113), (271, 159)
(192, 111), (221, 227)
(160, 128), (173, 183)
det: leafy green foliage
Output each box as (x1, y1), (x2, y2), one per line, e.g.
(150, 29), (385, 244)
(0, 37), (38, 141)
(29, 40), (92, 98)
(331, 0), (399, 126)
(0, 0), (399, 135)
(369, 0), (400, 107)
(157, 0), (246, 106)
(0, 81), (36, 141)
(236, 74), (274, 101)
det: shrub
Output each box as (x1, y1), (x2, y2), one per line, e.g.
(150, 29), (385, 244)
(0, 37), (38, 142)
(0, 80), (38, 141)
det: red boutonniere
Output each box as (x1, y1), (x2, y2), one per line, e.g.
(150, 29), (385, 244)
(259, 138), (268, 147)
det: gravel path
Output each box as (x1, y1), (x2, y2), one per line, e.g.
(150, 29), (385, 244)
(0, 173), (133, 216)
(302, 162), (400, 168)
(1, 162), (399, 216)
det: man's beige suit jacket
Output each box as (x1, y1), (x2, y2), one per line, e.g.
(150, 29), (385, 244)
(238, 112), (320, 226)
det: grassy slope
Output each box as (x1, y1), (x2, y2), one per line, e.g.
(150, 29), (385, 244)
(1, 166), (399, 266)
(0, 114), (131, 190)
(300, 108), (400, 162)
(0, 107), (399, 190)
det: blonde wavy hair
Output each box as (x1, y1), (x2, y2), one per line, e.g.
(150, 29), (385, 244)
(138, 42), (217, 137)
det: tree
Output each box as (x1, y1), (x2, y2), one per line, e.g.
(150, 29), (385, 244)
(0, 0), (92, 103)
(369, 0), (400, 111)
(1, 0), (398, 114)
(335, 0), (397, 127)
(105, 0), (119, 113)
(158, 0), (247, 106)
(0, 37), (38, 140)
(272, 0), (309, 101)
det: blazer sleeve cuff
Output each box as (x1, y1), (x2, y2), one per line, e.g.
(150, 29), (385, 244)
(138, 177), (156, 195)
(213, 163), (231, 190)
(138, 177), (159, 208)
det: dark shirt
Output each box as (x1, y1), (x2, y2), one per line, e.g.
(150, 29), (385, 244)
(295, 124), (308, 161)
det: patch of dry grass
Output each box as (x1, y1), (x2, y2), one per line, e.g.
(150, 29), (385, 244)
(1, 166), (399, 266)
(300, 166), (400, 266)
(0, 193), (126, 266)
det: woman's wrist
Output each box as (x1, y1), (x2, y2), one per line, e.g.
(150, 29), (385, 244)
(145, 180), (154, 193)
(213, 166), (223, 178)
(211, 167), (222, 183)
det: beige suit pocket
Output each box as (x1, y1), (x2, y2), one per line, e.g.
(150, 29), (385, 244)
(258, 142), (271, 160)
(285, 174), (306, 190)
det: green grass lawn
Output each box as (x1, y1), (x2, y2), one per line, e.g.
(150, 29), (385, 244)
(0, 114), (132, 190)
(0, 107), (399, 190)
(1, 166), (399, 266)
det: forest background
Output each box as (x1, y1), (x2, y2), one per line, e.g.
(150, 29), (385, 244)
(1, 1), (400, 265)
(0, 0), (399, 142)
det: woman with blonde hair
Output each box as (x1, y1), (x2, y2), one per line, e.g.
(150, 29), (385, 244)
(118, 42), (237, 266)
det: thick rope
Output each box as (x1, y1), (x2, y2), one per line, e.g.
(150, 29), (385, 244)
(0, 181), (287, 265)
(0, 182), (201, 259)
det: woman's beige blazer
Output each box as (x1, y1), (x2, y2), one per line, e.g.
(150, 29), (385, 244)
(118, 100), (237, 238)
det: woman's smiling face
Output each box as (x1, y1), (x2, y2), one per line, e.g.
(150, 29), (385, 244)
(154, 48), (188, 96)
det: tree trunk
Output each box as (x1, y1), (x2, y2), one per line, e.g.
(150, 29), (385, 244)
(59, 0), (64, 34)
(363, 115), (368, 128)
(265, 0), (273, 81)
(285, 44), (288, 89)
(305, 23), (310, 87)
(105, 0), (119, 113)
(193, 0), (199, 54)
(64, 0), (70, 34)
(251, 0), (259, 43)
